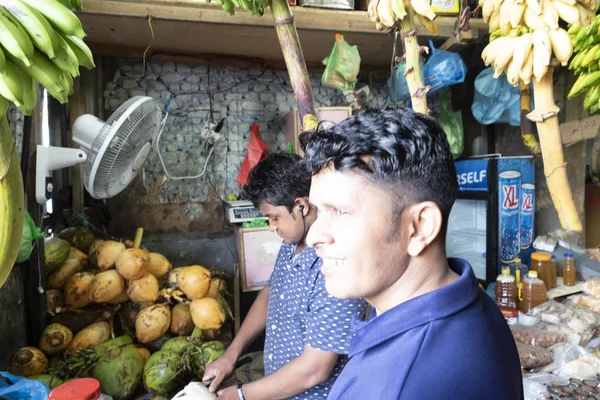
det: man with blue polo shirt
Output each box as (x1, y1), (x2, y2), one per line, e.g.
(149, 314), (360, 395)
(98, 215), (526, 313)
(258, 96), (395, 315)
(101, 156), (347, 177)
(203, 153), (366, 400)
(303, 107), (524, 399)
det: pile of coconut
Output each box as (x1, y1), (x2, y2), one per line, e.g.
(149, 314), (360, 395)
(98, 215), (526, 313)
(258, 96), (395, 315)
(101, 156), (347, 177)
(10, 226), (232, 399)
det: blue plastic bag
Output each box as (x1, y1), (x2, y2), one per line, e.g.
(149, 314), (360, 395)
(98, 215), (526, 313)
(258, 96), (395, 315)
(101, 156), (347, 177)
(423, 40), (467, 95)
(387, 57), (424, 102)
(471, 67), (521, 127)
(0, 372), (50, 400)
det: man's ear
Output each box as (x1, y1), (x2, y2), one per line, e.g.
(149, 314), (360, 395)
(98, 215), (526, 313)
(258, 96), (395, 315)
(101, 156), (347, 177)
(405, 202), (443, 257)
(294, 198), (310, 216)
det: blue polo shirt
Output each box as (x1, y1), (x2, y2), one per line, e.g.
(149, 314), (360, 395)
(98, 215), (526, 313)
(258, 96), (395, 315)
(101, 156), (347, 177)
(327, 258), (524, 400)
(265, 243), (367, 400)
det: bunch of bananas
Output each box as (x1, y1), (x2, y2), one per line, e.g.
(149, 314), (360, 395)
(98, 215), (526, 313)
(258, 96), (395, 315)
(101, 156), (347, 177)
(0, 0), (94, 117)
(567, 15), (600, 113)
(480, 0), (597, 87)
(367, 0), (439, 34)
(208, 0), (269, 16)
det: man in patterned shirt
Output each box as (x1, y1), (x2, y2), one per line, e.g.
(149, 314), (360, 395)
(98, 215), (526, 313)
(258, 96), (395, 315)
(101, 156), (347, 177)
(203, 153), (366, 400)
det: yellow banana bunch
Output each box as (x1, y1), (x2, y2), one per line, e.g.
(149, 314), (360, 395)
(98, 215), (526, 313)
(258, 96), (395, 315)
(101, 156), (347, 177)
(479, 0), (596, 88)
(0, 0), (93, 288)
(367, 0), (437, 31)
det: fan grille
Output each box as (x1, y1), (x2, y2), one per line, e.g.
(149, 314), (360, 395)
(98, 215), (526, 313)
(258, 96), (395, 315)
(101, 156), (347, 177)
(84, 97), (162, 199)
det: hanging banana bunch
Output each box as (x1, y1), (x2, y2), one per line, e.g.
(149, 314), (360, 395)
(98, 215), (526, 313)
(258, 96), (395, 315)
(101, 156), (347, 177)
(207, 0), (270, 16)
(567, 17), (600, 114)
(479, 0), (591, 232)
(0, 0), (94, 288)
(366, 0), (438, 114)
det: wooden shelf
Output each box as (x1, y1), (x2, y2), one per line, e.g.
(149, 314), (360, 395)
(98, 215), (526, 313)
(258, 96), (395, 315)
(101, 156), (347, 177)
(79, 0), (488, 69)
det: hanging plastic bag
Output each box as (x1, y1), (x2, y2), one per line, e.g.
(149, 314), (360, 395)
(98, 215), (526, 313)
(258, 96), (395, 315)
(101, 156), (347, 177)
(321, 34), (361, 91)
(0, 372), (50, 400)
(437, 91), (464, 159)
(388, 57), (425, 103)
(471, 67), (520, 126)
(423, 40), (467, 95)
(16, 211), (44, 263)
(237, 123), (267, 186)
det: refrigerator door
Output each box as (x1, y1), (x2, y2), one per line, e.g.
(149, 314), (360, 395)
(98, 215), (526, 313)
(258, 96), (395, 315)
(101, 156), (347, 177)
(446, 198), (488, 280)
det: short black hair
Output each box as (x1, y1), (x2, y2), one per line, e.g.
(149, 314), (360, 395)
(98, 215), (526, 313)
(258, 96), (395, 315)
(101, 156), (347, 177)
(302, 106), (457, 235)
(243, 152), (311, 212)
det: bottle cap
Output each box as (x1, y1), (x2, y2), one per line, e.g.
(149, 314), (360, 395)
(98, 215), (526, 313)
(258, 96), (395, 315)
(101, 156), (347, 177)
(514, 258), (521, 263)
(531, 252), (552, 262)
(49, 378), (101, 400)
(564, 253), (574, 258)
(502, 267), (510, 275)
(528, 270), (538, 278)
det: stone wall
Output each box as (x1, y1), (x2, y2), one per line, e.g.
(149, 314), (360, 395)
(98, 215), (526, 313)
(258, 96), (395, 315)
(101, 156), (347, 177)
(103, 58), (403, 234)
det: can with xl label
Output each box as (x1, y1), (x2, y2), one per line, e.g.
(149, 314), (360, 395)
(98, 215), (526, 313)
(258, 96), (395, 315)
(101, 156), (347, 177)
(499, 171), (521, 264)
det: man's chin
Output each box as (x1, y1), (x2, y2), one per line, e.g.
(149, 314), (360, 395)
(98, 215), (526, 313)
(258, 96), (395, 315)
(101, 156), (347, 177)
(324, 282), (355, 300)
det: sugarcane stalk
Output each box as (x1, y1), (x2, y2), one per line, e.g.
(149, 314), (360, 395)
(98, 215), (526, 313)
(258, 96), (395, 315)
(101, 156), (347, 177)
(269, 0), (319, 130)
(0, 115), (24, 288)
(401, 0), (429, 115)
(519, 83), (541, 155)
(529, 69), (583, 232)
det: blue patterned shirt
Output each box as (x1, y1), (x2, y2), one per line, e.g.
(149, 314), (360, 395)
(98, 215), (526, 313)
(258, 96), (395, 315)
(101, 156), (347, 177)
(265, 243), (366, 400)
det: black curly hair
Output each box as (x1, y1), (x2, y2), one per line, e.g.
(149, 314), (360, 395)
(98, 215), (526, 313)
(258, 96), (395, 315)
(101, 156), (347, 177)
(301, 106), (458, 234)
(243, 152), (311, 213)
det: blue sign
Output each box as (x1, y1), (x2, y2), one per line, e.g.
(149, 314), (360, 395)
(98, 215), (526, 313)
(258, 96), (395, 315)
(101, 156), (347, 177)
(455, 159), (489, 192)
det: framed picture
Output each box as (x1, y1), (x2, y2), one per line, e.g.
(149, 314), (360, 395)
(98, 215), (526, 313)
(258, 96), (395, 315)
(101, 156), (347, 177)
(235, 227), (282, 292)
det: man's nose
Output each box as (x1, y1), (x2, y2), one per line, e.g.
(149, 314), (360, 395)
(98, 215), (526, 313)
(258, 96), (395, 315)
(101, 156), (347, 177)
(307, 215), (333, 248)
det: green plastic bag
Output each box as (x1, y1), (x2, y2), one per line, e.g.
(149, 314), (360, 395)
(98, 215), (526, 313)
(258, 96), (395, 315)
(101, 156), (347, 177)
(438, 92), (464, 159)
(321, 34), (361, 91)
(16, 211), (44, 263)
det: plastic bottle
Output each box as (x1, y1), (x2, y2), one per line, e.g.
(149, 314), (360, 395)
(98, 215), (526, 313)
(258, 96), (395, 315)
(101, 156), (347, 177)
(509, 258), (529, 285)
(495, 267), (518, 324)
(518, 270), (547, 314)
(563, 252), (577, 286)
(549, 254), (557, 289)
(530, 252), (552, 292)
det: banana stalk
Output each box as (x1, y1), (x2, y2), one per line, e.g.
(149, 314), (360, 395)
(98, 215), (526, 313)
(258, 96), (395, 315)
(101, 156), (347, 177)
(269, 0), (319, 130)
(0, 114), (24, 288)
(519, 83), (541, 155)
(401, 0), (429, 115)
(529, 68), (582, 231)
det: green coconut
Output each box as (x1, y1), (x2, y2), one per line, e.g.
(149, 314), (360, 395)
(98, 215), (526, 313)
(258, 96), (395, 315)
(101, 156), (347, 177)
(44, 237), (71, 273)
(93, 344), (143, 400)
(58, 226), (95, 253)
(29, 374), (64, 389)
(193, 341), (225, 378)
(95, 335), (134, 358)
(143, 350), (181, 395)
(161, 337), (188, 356)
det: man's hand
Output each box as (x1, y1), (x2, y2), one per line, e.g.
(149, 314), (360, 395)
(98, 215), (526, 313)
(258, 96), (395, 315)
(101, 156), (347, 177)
(202, 354), (237, 393)
(217, 385), (239, 399)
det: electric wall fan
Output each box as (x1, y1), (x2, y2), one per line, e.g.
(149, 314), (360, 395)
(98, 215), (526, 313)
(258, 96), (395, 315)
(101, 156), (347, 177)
(36, 96), (163, 205)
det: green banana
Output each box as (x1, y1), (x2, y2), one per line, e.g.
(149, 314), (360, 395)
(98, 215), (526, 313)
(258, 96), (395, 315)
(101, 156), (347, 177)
(0, 94), (7, 114)
(20, 0), (85, 39)
(12, 61), (36, 115)
(46, 71), (70, 103)
(589, 102), (600, 114)
(0, 114), (25, 289)
(9, 49), (64, 94)
(52, 32), (79, 76)
(62, 34), (94, 69)
(0, 0), (59, 59)
(582, 43), (600, 67)
(568, 24), (581, 36)
(392, 0), (407, 20)
(0, 47), (5, 69)
(221, 0), (235, 15)
(0, 61), (24, 107)
(56, 0), (70, 7)
(70, 0), (82, 11)
(0, 6), (34, 66)
(584, 85), (600, 109)
(569, 51), (585, 70)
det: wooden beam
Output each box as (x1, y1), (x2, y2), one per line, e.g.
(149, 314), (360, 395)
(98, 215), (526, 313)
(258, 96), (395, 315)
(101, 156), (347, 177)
(560, 115), (600, 145)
